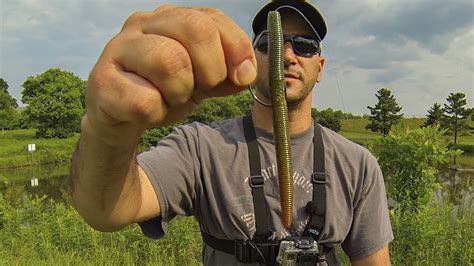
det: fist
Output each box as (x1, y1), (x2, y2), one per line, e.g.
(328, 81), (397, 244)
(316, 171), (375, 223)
(84, 5), (257, 143)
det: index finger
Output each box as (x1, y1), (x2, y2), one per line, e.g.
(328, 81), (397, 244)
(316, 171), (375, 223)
(141, 6), (257, 88)
(197, 8), (257, 86)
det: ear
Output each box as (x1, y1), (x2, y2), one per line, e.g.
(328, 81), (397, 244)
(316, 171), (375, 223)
(315, 56), (325, 83)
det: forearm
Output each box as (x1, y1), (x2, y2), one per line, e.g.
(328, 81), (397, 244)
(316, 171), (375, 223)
(70, 3), (256, 232)
(71, 115), (142, 232)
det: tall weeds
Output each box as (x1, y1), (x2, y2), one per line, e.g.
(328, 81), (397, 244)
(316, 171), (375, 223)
(390, 199), (472, 265)
(0, 194), (202, 265)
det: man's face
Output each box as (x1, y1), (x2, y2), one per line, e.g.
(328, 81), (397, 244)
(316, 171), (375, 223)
(254, 9), (325, 107)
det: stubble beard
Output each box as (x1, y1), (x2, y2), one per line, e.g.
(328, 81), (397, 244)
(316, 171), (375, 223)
(255, 73), (313, 109)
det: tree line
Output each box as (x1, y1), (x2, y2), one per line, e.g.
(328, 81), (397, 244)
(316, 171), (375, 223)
(0, 68), (472, 142)
(365, 88), (473, 146)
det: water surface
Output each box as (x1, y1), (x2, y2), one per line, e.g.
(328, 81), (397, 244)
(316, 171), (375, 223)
(1, 156), (473, 206)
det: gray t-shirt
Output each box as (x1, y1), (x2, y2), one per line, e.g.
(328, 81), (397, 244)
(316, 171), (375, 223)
(137, 116), (393, 265)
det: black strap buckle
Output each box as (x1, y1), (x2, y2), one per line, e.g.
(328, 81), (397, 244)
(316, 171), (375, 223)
(234, 240), (252, 263)
(249, 175), (264, 188)
(311, 172), (326, 184)
(234, 240), (279, 264)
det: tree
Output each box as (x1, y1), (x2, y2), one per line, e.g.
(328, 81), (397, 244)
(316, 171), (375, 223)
(140, 126), (176, 150)
(469, 108), (474, 122)
(422, 103), (444, 128)
(21, 68), (86, 138)
(233, 91), (253, 115)
(311, 108), (343, 132)
(186, 94), (249, 124)
(443, 92), (469, 145)
(0, 78), (18, 108)
(0, 78), (7, 90)
(468, 107), (474, 135)
(0, 78), (19, 131)
(366, 88), (403, 136)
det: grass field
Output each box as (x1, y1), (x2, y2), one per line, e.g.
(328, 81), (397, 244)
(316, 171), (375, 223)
(339, 118), (427, 145)
(341, 117), (426, 132)
(0, 193), (471, 265)
(339, 118), (474, 150)
(0, 118), (472, 169)
(0, 129), (79, 169)
(1, 121), (473, 264)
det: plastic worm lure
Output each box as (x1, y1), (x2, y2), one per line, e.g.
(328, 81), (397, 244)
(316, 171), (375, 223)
(267, 11), (293, 228)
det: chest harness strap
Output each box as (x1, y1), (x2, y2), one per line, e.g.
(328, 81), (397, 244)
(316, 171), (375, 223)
(243, 113), (273, 241)
(201, 114), (332, 264)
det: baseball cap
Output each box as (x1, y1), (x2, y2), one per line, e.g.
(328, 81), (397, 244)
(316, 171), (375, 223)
(252, 0), (327, 42)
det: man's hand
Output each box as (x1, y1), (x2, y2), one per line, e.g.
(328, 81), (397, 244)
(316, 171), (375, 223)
(85, 5), (257, 145)
(73, 5), (256, 231)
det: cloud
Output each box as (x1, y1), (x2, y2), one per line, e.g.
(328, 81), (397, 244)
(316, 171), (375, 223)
(361, 0), (473, 53)
(1, 0), (472, 116)
(312, 0), (473, 116)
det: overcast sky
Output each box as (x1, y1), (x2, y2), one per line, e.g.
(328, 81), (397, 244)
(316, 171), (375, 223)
(1, 0), (473, 116)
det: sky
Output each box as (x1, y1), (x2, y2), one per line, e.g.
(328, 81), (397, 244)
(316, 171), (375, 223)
(1, 0), (473, 116)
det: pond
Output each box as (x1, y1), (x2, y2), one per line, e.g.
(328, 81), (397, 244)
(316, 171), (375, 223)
(0, 156), (473, 207)
(0, 163), (72, 205)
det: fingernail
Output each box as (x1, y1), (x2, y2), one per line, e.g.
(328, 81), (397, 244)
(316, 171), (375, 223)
(235, 59), (256, 86)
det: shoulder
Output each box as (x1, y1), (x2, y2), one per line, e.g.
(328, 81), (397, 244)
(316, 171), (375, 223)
(319, 125), (381, 192)
(209, 116), (244, 137)
(172, 116), (244, 144)
(143, 117), (245, 168)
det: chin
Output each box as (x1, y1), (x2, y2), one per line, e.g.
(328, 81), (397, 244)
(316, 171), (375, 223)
(285, 95), (305, 107)
(285, 90), (312, 107)
(285, 88), (305, 100)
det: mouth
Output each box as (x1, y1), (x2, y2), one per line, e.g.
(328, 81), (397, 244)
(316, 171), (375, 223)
(284, 73), (300, 80)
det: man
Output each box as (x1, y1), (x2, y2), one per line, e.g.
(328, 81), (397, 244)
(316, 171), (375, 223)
(72, 0), (393, 265)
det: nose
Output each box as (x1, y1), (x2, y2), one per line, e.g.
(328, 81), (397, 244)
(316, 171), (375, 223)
(283, 41), (297, 67)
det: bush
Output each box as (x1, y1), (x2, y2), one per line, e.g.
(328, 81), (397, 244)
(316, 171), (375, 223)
(370, 126), (461, 213)
(369, 125), (472, 264)
(311, 108), (343, 132)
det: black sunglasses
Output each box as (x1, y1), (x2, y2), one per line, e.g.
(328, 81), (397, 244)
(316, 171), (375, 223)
(253, 30), (321, 57)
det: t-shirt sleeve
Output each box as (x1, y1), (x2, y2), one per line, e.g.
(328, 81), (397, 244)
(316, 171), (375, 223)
(341, 151), (394, 260)
(136, 125), (200, 239)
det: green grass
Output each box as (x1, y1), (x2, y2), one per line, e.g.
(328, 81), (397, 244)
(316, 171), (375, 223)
(0, 129), (79, 169)
(0, 194), (202, 265)
(398, 117), (427, 129)
(456, 154), (474, 167)
(455, 134), (474, 145)
(341, 117), (425, 132)
(0, 119), (471, 170)
(1, 121), (473, 264)
(339, 118), (426, 147)
(1, 194), (471, 265)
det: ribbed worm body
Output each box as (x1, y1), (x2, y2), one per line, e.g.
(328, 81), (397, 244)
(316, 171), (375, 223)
(267, 11), (293, 228)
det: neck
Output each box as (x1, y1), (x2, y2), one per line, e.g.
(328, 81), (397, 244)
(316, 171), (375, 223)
(251, 92), (313, 135)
